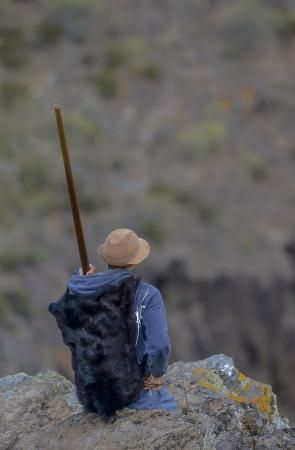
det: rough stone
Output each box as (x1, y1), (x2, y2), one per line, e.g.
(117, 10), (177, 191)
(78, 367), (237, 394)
(0, 355), (294, 450)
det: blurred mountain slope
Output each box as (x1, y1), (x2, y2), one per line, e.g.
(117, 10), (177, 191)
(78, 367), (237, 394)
(0, 0), (295, 416)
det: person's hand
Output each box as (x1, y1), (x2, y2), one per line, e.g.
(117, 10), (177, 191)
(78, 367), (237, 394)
(143, 374), (164, 391)
(79, 264), (97, 276)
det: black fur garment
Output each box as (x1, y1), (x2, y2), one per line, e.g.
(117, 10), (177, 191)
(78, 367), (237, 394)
(48, 276), (144, 417)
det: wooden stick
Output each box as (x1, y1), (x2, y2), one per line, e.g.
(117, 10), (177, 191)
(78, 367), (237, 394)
(54, 105), (90, 275)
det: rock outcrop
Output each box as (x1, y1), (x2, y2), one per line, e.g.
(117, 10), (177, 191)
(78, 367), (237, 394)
(0, 355), (294, 450)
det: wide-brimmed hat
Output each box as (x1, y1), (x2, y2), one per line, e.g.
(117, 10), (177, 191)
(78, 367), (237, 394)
(97, 228), (150, 267)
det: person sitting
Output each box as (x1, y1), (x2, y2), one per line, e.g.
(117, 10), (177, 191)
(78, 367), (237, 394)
(49, 228), (176, 415)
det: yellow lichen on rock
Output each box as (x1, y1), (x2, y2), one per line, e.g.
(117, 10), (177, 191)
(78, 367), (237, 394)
(194, 368), (206, 374)
(228, 392), (247, 403)
(236, 371), (254, 392)
(228, 371), (274, 418)
(199, 382), (220, 393)
(237, 371), (248, 383)
(194, 368), (227, 394)
(193, 367), (275, 419)
(251, 385), (273, 418)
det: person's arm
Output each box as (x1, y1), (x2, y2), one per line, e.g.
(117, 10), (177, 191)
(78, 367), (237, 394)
(142, 289), (171, 378)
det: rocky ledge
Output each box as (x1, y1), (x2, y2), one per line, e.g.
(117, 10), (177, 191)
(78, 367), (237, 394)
(0, 355), (294, 450)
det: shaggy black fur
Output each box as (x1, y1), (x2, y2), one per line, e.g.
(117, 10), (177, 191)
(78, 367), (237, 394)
(48, 276), (144, 417)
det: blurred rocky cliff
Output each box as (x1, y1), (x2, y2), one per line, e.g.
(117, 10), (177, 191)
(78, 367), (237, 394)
(0, 0), (295, 417)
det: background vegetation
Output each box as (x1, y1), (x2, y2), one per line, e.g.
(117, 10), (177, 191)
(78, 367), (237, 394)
(0, 0), (294, 418)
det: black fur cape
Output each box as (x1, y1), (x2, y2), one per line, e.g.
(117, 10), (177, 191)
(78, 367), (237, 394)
(48, 276), (144, 416)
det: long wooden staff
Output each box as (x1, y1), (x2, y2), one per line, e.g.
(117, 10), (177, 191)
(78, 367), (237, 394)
(54, 105), (90, 275)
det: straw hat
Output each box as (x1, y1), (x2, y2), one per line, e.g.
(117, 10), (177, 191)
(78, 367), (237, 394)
(97, 228), (150, 267)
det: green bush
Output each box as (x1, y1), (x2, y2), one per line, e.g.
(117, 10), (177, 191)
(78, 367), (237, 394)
(135, 63), (161, 80)
(0, 247), (47, 272)
(95, 69), (119, 98)
(149, 183), (195, 207)
(37, 18), (64, 45)
(0, 28), (26, 68)
(222, 1), (275, 59)
(122, 36), (147, 66)
(180, 119), (228, 157)
(19, 157), (51, 194)
(242, 152), (269, 182)
(122, 36), (162, 80)
(148, 183), (218, 223)
(39, 4), (92, 44)
(54, 0), (103, 9)
(177, 192), (219, 224)
(64, 112), (100, 141)
(25, 191), (57, 217)
(149, 183), (175, 199)
(0, 180), (23, 227)
(0, 81), (30, 107)
(0, 133), (13, 157)
(2, 288), (32, 320)
(195, 201), (220, 225)
(105, 45), (125, 69)
(277, 11), (295, 41)
(0, 294), (8, 322)
(174, 191), (197, 209)
(140, 220), (166, 244)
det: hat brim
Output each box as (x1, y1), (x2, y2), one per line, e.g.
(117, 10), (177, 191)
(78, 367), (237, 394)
(97, 238), (150, 267)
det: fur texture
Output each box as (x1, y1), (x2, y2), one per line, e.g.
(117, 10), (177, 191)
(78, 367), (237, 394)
(49, 276), (144, 417)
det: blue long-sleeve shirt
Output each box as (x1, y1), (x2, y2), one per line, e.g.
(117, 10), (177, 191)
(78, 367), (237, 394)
(132, 281), (171, 377)
(67, 268), (176, 411)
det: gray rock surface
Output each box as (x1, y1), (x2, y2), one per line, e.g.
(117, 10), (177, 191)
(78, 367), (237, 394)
(0, 355), (294, 450)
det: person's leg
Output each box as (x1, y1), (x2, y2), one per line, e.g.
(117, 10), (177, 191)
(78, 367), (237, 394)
(126, 387), (177, 412)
